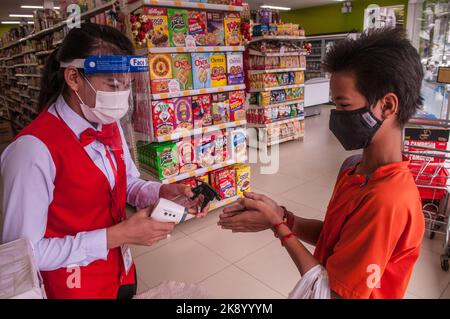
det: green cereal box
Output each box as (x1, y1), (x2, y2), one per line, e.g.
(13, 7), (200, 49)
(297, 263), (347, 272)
(143, 141), (179, 180)
(168, 9), (188, 47)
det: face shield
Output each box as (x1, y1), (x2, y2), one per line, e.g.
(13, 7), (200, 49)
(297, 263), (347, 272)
(60, 55), (150, 126)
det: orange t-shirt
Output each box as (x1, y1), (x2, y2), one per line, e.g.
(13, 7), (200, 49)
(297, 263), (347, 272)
(314, 157), (425, 299)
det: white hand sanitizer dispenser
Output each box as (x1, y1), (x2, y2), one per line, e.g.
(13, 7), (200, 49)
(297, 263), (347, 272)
(151, 198), (190, 224)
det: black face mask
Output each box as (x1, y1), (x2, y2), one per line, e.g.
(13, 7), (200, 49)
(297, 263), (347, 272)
(329, 106), (383, 151)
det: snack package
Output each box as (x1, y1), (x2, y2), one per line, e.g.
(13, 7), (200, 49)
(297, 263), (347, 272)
(234, 164), (251, 197)
(149, 53), (172, 93)
(188, 10), (207, 46)
(212, 92), (229, 124)
(177, 138), (198, 173)
(294, 71), (304, 84)
(258, 91), (271, 106)
(224, 13), (241, 46)
(171, 53), (193, 91)
(151, 99), (175, 137)
(228, 128), (246, 162)
(226, 52), (244, 85)
(191, 53), (211, 89)
(206, 12), (224, 46)
(228, 90), (246, 121)
(210, 53), (227, 87)
(195, 133), (216, 167)
(173, 97), (193, 132)
(141, 141), (179, 179)
(144, 7), (169, 47)
(211, 167), (236, 199)
(168, 9), (188, 47)
(191, 94), (212, 128)
(214, 129), (228, 164)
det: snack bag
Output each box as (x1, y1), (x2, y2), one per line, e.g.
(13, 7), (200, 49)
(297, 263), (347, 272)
(229, 90), (246, 121)
(234, 164), (250, 197)
(171, 53), (193, 91)
(188, 10), (207, 46)
(206, 12), (225, 46)
(149, 53), (172, 94)
(226, 52), (244, 85)
(168, 9), (188, 47)
(224, 13), (241, 46)
(212, 92), (229, 124)
(191, 53), (211, 89)
(151, 99), (175, 137)
(177, 138), (198, 173)
(210, 53), (227, 87)
(144, 7), (169, 47)
(173, 97), (193, 132)
(191, 94), (212, 128)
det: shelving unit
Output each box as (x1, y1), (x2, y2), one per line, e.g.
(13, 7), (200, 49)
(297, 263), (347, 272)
(152, 84), (246, 100)
(245, 35), (307, 149)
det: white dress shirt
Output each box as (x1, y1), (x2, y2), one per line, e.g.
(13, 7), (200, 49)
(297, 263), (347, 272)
(1, 95), (162, 271)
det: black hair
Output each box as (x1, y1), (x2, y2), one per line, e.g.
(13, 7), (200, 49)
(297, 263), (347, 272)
(323, 27), (424, 125)
(38, 23), (134, 111)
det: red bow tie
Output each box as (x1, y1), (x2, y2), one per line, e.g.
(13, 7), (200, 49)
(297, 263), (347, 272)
(79, 123), (122, 149)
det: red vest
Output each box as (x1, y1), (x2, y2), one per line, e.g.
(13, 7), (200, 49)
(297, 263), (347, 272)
(16, 110), (136, 299)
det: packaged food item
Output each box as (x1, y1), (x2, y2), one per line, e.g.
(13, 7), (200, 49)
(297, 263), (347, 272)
(211, 167), (236, 199)
(206, 12), (224, 46)
(294, 71), (304, 84)
(177, 138), (198, 173)
(270, 90), (286, 104)
(259, 91), (271, 106)
(195, 133), (215, 167)
(214, 129), (228, 164)
(198, 173), (209, 184)
(191, 94), (212, 128)
(228, 128), (246, 162)
(149, 53), (172, 93)
(141, 141), (179, 179)
(188, 10), (207, 46)
(234, 164), (250, 197)
(230, 0), (243, 5)
(168, 9), (188, 47)
(152, 99), (175, 137)
(207, 0), (230, 4)
(191, 53), (211, 89)
(143, 7), (169, 47)
(228, 90), (246, 121)
(226, 52), (244, 85)
(210, 53), (227, 87)
(224, 13), (241, 46)
(171, 53), (193, 91)
(173, 97), (193, 131)
(212, 92), (229, 124)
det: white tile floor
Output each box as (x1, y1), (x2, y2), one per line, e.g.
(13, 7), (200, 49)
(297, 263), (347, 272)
(0, 105), (449, 299)
(131, 105), (450, 299)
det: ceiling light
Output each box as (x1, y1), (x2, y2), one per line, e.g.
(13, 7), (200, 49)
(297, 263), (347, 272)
(20, 5), (60, 9)
(1, 21), (34, 24)
(9, 14), (34, 18)
(260, 5), (291, 11)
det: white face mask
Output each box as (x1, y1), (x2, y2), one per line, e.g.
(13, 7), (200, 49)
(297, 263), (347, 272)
(75, 75), (131, 125)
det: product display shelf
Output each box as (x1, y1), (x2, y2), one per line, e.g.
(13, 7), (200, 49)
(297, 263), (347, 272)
(138, 46), (245, 55)
(248, 49), (307, 57)
(246, 116), (304, 128)
(250, 35), (306, 43)
(247, 67), (305, 75)
(248, 83), (304, 93)
(247, 98), (304, 109)
(122, 0), (244, 15)
(152, 84), (246, 100)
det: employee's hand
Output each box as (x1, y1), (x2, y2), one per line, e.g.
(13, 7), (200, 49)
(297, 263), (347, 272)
(218, 192), (284, 233)
(107, 206), (174, 248)
(159, 183), (210, 218)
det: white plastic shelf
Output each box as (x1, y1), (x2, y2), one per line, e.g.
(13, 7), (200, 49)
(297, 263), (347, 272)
(248, 83), (304, 93)
(247, 116), (305, 128)
(123, 0), (244, 14)
(152, 84), (245, 100)
(140, 46), (245, 55)
(247, 67), (306, 75)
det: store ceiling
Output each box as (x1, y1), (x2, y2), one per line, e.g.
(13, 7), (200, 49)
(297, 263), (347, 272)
(246, 0), (344, 11)
(0, 0), (60, 25)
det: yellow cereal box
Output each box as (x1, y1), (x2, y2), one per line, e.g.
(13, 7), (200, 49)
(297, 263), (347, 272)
(224, 14), (242, 46)
(210, 53), (227, 87)
(234, 164), (251, 197)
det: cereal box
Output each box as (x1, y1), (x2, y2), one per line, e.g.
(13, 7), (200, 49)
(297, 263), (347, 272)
(224, 13), (241, 46)
(149, 53), (172, 80)
(191, 94), (212, 128)
(210, 53), (227, 87)
(211, 167), (236, 199)
(228, 128), (246, 162)
(212, 93), (229, 124)
(191, 53), (211, 89)
(234, 164), (250, 197)
(151, 99), (175, 137)
(188, 10), (207, 46)
(171, 53), (193, 91)
(173, 97), (193, 132)
(229, 90), (246, 122)
(143, 7), (169, 47)
(294, 71), (304, 84)
(214, 129), (228, 164)
(206, 12), (224, 46)
(177, 138), (198, 173)
(195, 133), (215, 167)
(226, 52), (244, 85)
(168, 9), (188, 47)
(143, 142), (179, 180)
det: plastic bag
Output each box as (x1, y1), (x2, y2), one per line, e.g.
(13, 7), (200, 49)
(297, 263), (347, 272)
(288, 265), (330, 299)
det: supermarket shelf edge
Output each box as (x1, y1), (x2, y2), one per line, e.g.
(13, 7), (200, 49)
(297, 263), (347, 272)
(152, 84), (246, 100)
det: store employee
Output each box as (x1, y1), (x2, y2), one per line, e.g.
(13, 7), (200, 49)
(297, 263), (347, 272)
(1, 23), (206, 299)
(219, 28), (425, 299)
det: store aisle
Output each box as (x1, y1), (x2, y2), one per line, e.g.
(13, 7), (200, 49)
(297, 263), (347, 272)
(131, 105), (450, 299)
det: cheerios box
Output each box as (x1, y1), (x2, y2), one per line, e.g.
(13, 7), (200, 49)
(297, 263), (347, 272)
(191, 52), (211, 89)
(234, 164), (251, 197)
